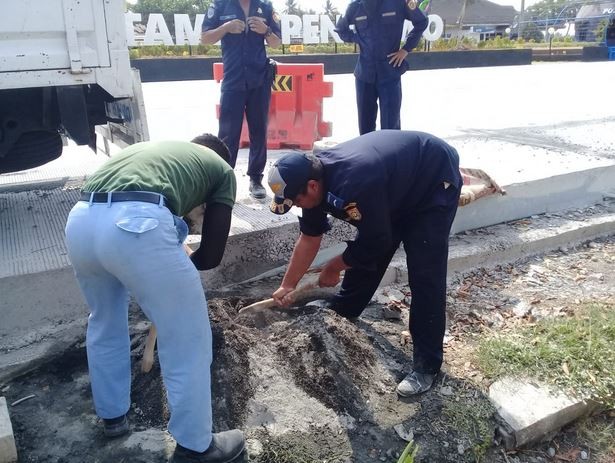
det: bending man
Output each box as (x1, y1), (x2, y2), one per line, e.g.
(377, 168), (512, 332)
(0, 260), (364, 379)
(268, 130), (461, 396)
(65, 135), (244, 463)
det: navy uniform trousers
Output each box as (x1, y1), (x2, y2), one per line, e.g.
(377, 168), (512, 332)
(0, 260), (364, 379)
(331, 182), (461, 375)
(356, 77), (402, 135)
(218, 82), (271, 178)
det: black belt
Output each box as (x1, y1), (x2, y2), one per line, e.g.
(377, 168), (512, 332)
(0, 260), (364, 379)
(81, 191), (168, 207)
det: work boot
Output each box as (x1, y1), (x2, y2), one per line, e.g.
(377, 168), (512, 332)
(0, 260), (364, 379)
(396, 370), (437, 397)
(170, 430), (245, 463)
(249, 177), (266, 200)
(103, 414), (130, 438)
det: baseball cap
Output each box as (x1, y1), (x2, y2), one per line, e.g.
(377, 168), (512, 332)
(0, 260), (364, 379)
(268, 152), (314, 214)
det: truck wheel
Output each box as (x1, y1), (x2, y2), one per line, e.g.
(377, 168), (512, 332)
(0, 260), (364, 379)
(0, 130), (63, 174)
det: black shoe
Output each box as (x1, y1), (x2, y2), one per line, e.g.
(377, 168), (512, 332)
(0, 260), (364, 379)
(249, 178), (266, 200)
(103, 414), (130, 438)
(170, 430), (245, 463)
(396, 370), (437, 397)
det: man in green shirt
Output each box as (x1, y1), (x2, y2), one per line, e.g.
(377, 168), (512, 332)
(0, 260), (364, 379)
(65, 134), (245, 463)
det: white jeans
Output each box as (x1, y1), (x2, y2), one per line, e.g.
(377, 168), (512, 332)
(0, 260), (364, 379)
(65, 200), (213, 452)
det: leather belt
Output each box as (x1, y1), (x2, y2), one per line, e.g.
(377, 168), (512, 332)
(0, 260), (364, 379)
(80, 191), (167, 207)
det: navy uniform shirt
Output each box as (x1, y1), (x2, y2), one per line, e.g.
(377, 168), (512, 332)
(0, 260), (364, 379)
(299, 131), (461, 270)
(203, 0), (281, 91)
(335, 0), (428, 83)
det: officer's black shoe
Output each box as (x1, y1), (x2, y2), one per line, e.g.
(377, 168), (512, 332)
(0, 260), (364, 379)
(249, 177), (266, 200)
(103, 414), (130, 438)
(170, 430), (245, 463)
(396, 370), (437, 397)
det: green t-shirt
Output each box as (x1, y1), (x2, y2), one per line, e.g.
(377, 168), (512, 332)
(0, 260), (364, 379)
(83, 141), (236, 216)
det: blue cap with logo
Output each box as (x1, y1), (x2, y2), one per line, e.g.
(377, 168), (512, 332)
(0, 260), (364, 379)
(268, 152), (313, 214)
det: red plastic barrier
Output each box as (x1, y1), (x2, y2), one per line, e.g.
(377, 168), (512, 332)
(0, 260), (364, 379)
(213, 62), (333, 150)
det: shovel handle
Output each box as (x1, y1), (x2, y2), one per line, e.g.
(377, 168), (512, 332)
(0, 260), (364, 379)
(141, 324), (157, 373)
(238, 281), (319, 315)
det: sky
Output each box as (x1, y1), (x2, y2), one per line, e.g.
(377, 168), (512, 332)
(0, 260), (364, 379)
(269, 0), (542, 14)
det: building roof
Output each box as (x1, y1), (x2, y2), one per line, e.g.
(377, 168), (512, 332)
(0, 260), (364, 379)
(428, 0), (517, 26)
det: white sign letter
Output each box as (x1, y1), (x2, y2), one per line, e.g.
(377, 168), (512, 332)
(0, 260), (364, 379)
(302, 14), (320, 44)
(320, 15), (341, 43)
(125, 12), (142, 47)
(144, 13), (174, 45)
(281, 14), (302, 44)
(423, 14), (444, 41)
(174, 14), (204, 45)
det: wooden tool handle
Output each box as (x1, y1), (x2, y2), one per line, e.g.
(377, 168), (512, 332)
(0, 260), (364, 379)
(141, 324), (157, 373)
(238, 281), (319, 315)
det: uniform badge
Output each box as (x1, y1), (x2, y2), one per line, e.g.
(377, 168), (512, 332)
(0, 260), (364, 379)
(207, 5), (215, 18)
(270, 182), (283, 195)
(272, 11), (280, 24)
(407, 0), (418, 10)
(257, 7), (263, 14)
(344, 202), (362, 221)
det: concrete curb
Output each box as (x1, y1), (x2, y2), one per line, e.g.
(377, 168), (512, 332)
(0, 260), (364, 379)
(0, 397), (17, 463)
(489, 378), (600, 449)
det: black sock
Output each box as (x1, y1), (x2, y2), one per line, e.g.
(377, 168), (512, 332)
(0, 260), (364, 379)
(176, 444), (206, 456)
(103, 414), (125, 425)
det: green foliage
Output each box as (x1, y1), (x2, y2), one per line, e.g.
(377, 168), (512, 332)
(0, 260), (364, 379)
(477, 37), (517, 49)
(323, 0), (339, 20)
(442, 396), (495, 462)
(397, 440), (419, 463)
(128, 0), (210, 33)
(478, 302), (615, 408)
(521, 21), (545, 42)
(595, 19), (609, 44)
(129, 0), (210, 16)
(526, 0), (578, 21)
(284, 0), (303, 15)
(577, 413), (615, 462)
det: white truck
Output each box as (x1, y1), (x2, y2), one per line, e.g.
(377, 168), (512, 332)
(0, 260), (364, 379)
(0, 0), (148, 174)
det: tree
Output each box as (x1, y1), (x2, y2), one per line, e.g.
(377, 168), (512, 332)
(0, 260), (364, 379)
(526, 0), (577, 22)
(284, 0), (303, 15)
(128, 0), (211, 36)
(323, 0), (339, 20)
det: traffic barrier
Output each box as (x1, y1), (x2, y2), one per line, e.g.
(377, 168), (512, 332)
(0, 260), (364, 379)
(213, 62), (333, 150)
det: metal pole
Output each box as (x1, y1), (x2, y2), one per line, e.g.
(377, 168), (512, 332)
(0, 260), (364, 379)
(518, 0), (526, 38)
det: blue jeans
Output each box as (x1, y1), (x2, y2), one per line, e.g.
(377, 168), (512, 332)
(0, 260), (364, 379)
(65, 200), (213, 452)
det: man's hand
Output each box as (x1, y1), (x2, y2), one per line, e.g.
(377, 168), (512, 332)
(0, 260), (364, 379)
(387, 49), (409, 67)
(318, 265), (341, 287)
(225, 19), (246, 34)
(247, 16), (268, 35)
(272, 285), (296, 307)
(183, 243), (194, 257)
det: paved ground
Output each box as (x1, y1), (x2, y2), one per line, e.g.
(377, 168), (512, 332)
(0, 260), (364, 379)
(2, 61), (614, 199)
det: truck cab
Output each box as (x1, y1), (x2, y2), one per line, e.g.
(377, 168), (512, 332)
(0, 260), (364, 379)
(0, 0), (148, 173)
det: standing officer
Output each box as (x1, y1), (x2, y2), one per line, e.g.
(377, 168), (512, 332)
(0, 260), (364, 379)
(268, 130), (462, 396)
(336, 0), (428, 135)
(202, 0), (282, 199)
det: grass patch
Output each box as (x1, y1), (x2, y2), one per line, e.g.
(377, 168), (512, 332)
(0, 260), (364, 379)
(477, 302), (615, 408)
(251, 429), (348, 463)
(442, 394), (495, 462)
(577, 412), (615, 463)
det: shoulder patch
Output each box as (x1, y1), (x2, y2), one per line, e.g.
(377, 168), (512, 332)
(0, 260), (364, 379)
(326, 192), (346, 210)
(344, 202), (362, 221)
(407, 0), (418, 10)
(207, 5), (215, 18)
(273, 10), (280, 24)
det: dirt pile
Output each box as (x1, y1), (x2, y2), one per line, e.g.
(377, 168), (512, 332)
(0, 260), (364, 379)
(4, 236), (614, 462)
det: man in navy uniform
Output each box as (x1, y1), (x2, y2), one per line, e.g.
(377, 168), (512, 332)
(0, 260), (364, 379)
(268, 130), (462, 396)
(202, 0), (281, 199)
(335, 0), (428, 135)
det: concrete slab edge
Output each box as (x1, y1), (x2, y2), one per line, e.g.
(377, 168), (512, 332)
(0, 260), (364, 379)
(0, 397), (17, 463)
